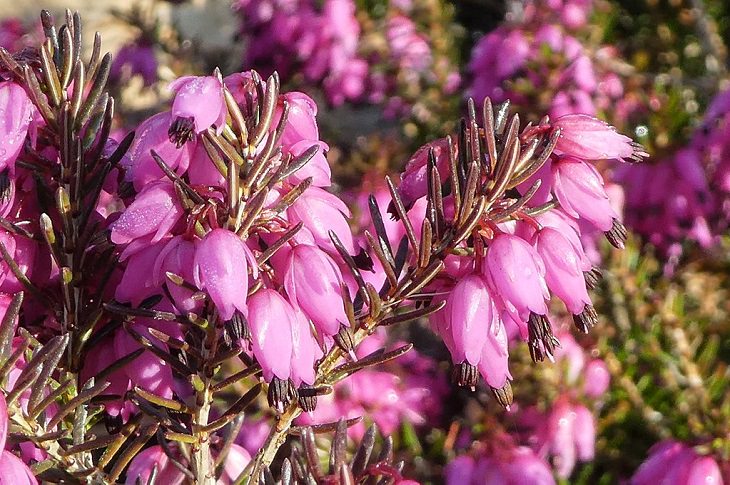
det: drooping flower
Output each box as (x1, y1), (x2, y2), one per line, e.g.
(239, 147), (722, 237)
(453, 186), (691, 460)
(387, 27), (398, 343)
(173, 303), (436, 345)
(168, 75), (227, 147)
(0, 451), (38, 485)
(193, 229), (256, 322)
(109, 181), (183, 245)
(552, 114), (645, 163)
(284, 243), (348, 337)
(287, 186), (357, 255)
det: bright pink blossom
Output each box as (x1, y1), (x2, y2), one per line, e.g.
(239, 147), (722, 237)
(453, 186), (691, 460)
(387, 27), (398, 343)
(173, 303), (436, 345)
(0, 81), (34, 174)
(0, 451), (38, 485)
(284, 244), (348, 336)
(168, 75), (227, 144)
(110, 181), (183, 245)
(552, 114), (640, 162)
(193, 229), (256, 321)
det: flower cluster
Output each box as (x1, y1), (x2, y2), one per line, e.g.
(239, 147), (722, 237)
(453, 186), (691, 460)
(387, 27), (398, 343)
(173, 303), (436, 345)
(393, 105), (644, 400)
(235, 0), (367, 106)
(467, 1), (624, 120)
(445, 441), (556, 485)
(515, 332), (609, 479)
(617, 88), (730, 264)
(108, 70), (354, 412)
(631, 440), (728, 484)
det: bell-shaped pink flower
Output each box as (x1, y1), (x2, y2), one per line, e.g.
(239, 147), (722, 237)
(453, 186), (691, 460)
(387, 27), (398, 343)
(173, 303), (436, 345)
(287, 186), (356, 255)
(153, 236), (200, 313)
(477, 317), (511, 389)
(500, 447), (557, 485)
(110, 181), (183, 245)
(482, 233), (549, 325)
(630, 441), (688, 485)
(273, 92), (320, 147)
(397, 137), (450, 208)
(115, 239), (168, 305)
(168, 75), (227, 146)
(583, 359), (610, 397)
(552, 156), (618, 232)
(534, 227), (591, 315)
(0, 81), (34, 175)
(443, 275), (493, 365)
(573, 405), (596, 462)
(290, 308), (322, 386)
(193, 229), (256, 321)
(548, 399), (577, 479)
(114, 323), (175, 401)
(218, 444), (253, 485)
(552, 114), (644, 162)
(124, 112), (195, 191)
(285, 140), (331, 187)
(284, 243), (348, 337)
(0, 451), (38, 485)
(125, 445), (185, 485)
(247, 289), (296, 382)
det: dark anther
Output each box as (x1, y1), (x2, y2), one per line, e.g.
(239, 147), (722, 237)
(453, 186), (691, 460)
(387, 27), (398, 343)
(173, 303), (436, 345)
(298, 385), (318, 413)
(527, 312), (559, 362)
(451, 362), (479, 389)
(227, 311), (251, 342)
(604, 218), (627, 249)
(573, 305), (598, 333)
(491, 381), (513, 408)
(267, 377), (298, 413)
(584, 266), (603, 290)
(168, 116), (196, 148)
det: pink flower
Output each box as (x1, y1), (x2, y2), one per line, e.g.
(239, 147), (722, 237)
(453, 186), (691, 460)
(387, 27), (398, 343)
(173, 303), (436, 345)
(123, 112), (195, 191)
(218, 444), (252, 485)
(110, 181), (183, 245)
(287, 186), (357, 254)
(552, 114), (644, 162)
(193, 229), (256, 321)
(0, 81), (34, 174)
(442, 275), (494, 365)
(153, 237), (201, 313)
(168, 75), (227, 146)
(573, 405), (596, 462)
(125, 446), (185, 485)
(583, 359), (610, 397)
(0, 392), (7, 451)
(247, 289), (319, 386)
(534, 227), (593, 324)
(274, 92), (320, 147)
(629, 441), (723, 485)
(284, 243), (348, 337)
(397, 138), (451, 208)
(0, 451), (38, 485)
(552, 156), (619, 232)
(483, 234), (549, 326)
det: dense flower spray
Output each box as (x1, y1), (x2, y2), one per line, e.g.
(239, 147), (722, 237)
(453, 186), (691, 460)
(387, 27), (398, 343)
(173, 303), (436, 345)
(0, 8), (646, 484)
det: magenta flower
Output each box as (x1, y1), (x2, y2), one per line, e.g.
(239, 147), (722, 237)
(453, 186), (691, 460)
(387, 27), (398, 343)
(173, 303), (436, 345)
(0, 81), (34, 175)
(274, 92), (320, 147)
(168, 75), (227, 146)
(631, 441), (725, 485)
(125, 446), (185, 485)
(287, 186), (357, 254)
(442, 275), (493, 365)
(552, 156), (619, 233)
(483, 234), (548, 326)
(552, 114), (644, 162)
(123, 112), (195, 191)
(153, 236), (200, 313)
(0, 392), (7, 451)
(111, 42), (157, 86)
(534, 227), (594, 329)
(193, 229), (256, 321)
(583, 359), (610, 397)
(110, 181), (183, 245)
(284, 243), (348, 337)
(247, 289), (302, 384)
(0, 451), (38, 485)
(396, 137), (450, 208)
